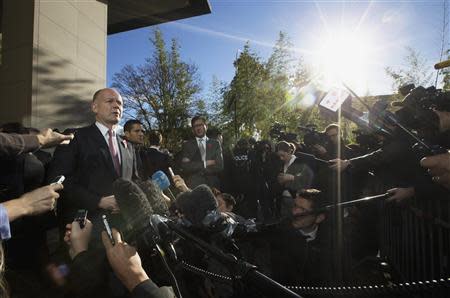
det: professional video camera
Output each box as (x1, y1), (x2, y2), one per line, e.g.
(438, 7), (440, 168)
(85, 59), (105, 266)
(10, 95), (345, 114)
(393, 85), (450, 135)
(298, 124), (329, 148)
(269, 122), (298, 142)
(352, 129), (383, 154)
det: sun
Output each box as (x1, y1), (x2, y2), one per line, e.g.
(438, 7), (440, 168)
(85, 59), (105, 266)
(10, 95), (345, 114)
(311, 28), (377, 92)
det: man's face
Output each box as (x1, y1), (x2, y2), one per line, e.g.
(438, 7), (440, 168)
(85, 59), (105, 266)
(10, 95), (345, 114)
(291, 196), (319, 229)
(277, 150), (290, 163)
(125, 124), (144, 145)
(92, 89), (123, 126)
(326, 128), (339, 145)
(192, 119), (207, 138)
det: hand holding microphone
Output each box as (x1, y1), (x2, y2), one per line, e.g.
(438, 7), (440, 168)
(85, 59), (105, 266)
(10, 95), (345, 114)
(173, 175), (190, 193)
(151, 168), (182, 202)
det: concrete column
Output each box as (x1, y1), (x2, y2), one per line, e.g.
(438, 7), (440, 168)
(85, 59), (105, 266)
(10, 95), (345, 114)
(0, 0), (107, 130)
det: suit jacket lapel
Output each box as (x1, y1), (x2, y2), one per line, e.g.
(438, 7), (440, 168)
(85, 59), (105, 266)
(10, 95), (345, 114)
(191, 139), (202, 161)
(118, 136), (132, 177)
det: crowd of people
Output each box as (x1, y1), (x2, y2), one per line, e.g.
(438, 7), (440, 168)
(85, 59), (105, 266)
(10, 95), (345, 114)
(0, 87), (450, 298)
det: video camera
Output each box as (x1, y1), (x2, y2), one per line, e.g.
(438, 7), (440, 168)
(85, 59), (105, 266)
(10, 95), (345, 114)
(353, 129), (383, 153)
(269, 122), (298, 142)
(299, 124), (329, 148)
(393, 85), (450, 135)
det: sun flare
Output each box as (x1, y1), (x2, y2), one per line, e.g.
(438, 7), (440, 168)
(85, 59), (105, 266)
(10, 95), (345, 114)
(311, 28), (378, 92)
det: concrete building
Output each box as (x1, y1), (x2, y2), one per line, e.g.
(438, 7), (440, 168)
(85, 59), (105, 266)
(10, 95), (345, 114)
(0, 0), (210, 129)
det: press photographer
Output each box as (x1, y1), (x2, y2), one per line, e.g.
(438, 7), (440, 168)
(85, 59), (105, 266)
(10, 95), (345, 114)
(330, 85), (450, 202)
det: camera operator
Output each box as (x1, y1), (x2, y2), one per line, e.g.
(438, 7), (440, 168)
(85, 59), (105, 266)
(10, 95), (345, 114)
(323, 124), (354, 159)
(275, 141), (314, 218)
(349, 129), (384, 156)
(330, 93), (450, 203)
(300, 124), (328, 159)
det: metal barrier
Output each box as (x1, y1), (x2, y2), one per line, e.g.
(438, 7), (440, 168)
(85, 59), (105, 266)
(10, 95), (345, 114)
(380, 196), (450, 297)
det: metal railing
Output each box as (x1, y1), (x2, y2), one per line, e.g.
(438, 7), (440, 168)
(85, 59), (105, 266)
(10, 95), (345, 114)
(380, 196), (450, 297)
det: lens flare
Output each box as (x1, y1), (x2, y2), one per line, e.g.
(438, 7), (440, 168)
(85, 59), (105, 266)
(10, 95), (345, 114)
(311, 28), (378, 92)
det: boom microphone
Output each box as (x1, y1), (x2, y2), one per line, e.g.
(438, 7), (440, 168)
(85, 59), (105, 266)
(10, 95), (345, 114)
(112, 179), (182, 297)
(175, 184), (218, 227)
(297, 193), (392, 217)
(112, 178), (154, 240)
(136, 179), (170, 215)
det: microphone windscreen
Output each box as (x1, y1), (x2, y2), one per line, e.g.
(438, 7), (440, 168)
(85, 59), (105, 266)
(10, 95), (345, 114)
(176, 184), (218, 226)
(136, 179), (170, 216)
(113, 178), (153, 235)
(152, 170), (171, 190)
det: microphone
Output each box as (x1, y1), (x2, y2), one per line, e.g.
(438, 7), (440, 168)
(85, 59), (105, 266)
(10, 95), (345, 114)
(112, 179), (182, 296)
(434, 59), (450, 70)
(112, 178), (179, 265)
(152, 215), (302, 298)
(112, 178), (154, 240)
(136, 179), (170, 216)
(152, 170), (171, 190)
(297, 193), (392, 217)
(175, 184), (218, 227)
(151, 170), (176, 202)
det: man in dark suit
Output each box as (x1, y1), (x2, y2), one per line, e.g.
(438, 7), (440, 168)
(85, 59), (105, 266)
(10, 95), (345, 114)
(180, 116), (223, 189)
(123, 121), (171, 179)
(48, 88), (138, 228)
(143, 130), (171, 178)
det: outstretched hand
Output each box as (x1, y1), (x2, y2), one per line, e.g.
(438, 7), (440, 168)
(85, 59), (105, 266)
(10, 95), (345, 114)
(421, 152), (450, 189)
(37, 128), (74, 148)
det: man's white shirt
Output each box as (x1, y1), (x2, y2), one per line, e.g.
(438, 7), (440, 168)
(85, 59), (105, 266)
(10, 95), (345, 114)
(95, 121), (121, 163)
(196, 136), (208, 168)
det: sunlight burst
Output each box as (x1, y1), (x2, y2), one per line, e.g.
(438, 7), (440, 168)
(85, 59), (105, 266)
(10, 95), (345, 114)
(311, 28), (378, 92)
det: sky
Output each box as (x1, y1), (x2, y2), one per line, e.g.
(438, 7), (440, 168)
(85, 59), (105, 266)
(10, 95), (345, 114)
(107, 0), (448, 98)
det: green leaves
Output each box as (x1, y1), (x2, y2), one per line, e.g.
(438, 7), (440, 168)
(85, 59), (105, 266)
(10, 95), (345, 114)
(220, 32), (324, 141)
(112, 28), (201, 150)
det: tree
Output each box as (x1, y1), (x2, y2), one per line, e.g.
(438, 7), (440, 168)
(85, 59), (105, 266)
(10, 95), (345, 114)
(204, 76), (228, 126)
(222, 43), (269, 139)
(112, 29), (201, 150)
(385, 47), (434, 91)
(220, 32), (338, 143)
(264, 32), (296, 133)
